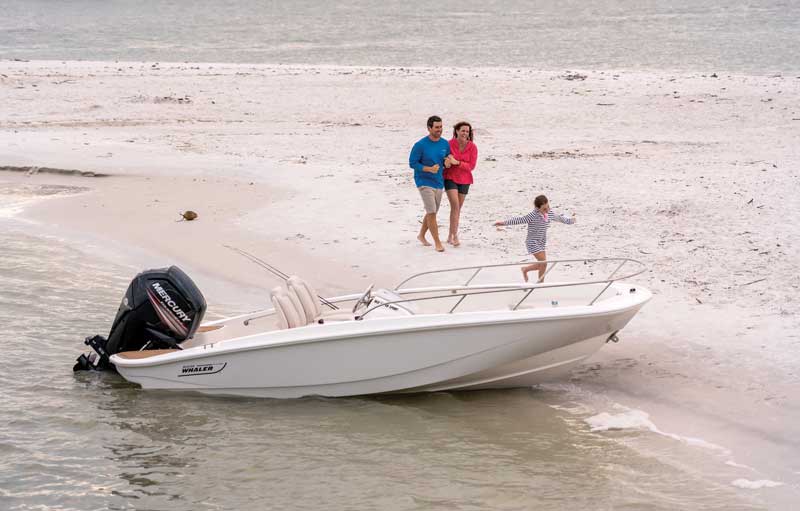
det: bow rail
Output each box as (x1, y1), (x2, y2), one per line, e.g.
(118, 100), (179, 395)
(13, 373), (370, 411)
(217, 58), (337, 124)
(354, 258), (647, 319)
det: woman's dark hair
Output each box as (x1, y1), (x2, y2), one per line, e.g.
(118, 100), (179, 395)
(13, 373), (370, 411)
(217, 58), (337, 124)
(452, 121), (473, 141)
(534, 195), (548, 208)
(427, 115), (442, 128)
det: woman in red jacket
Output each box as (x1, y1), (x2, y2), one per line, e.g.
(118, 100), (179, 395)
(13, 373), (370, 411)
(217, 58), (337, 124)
(443, 121), (478, 246)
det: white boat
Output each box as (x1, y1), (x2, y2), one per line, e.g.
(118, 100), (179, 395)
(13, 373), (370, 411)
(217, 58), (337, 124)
(75, 259), (650, 398)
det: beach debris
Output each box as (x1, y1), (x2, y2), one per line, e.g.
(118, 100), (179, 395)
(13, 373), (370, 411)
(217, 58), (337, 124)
(746, 198), (754, 204)
(178, 210), (198, 221)
(561, 72), (587, 81)
(741, 278), (766, 287)
(2, 165), (106, 177)
(154, 94), (191, 104)
(710, 73), (718, 78)
(127, 94), (192, 104)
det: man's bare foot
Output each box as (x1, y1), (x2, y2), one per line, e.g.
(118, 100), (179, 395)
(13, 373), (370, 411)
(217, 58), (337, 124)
(446, 236), (454, 245)
(417, 235), (431, 247)
(521, 268), (529, 282)
(452, 236), (461, 247)
(435, 244), (445, 252)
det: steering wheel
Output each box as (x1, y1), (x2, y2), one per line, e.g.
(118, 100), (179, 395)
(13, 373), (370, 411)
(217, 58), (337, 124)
(352, 284), (374, 313)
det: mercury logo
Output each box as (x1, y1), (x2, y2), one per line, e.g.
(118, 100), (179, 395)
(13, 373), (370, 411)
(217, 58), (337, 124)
(151, 282), (192, 323)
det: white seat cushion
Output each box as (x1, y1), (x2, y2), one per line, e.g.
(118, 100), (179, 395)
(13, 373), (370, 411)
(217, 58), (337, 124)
(270, 286), (304, 329)
(288, 276), (319, 324)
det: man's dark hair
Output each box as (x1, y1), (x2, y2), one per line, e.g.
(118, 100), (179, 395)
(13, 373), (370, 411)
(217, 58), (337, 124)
(534, 195), (549, 208)
(427, 115), (442, 129)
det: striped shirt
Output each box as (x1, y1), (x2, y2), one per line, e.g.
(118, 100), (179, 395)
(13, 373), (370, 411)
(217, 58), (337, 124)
(504, 209), (574, 255)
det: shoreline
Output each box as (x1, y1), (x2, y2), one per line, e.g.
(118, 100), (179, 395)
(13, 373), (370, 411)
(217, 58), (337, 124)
(4, 57), (798, 78)
(2, 59), (799, 499)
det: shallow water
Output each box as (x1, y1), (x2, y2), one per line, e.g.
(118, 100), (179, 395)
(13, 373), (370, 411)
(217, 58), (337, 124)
(2, 0), (799, 73)
(0, 185), (777, 510)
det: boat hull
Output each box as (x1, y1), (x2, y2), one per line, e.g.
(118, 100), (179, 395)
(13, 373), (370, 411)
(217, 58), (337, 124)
(113, 295), (647, 398)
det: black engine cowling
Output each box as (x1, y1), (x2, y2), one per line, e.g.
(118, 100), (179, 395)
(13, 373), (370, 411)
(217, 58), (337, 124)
(74, 266), (206, 371)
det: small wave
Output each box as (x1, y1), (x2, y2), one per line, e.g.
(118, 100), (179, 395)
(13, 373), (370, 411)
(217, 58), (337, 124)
(725, 459), (754, 470)
(448, 12), (485, 17)
(0, 183), (90, 218)
(586, 408), (655, 432)
(586, 406), (729, 453)
(731, 478), (783, 489)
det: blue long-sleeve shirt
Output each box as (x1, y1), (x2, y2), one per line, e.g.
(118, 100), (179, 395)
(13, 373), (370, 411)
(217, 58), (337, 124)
(409, 136), (450, 189)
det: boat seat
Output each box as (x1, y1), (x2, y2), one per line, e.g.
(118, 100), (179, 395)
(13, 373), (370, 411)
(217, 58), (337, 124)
(270, 286), (305, 330)
(287, 275), (355, 324)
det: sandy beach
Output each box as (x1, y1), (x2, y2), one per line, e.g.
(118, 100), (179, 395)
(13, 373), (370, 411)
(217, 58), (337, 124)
(2, 59), (800, 499)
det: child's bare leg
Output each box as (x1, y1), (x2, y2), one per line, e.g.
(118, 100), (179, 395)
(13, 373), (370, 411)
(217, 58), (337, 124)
(417, 218), (431, 246)
(520, 263), (538, 282)
(534, 251), (547, 282)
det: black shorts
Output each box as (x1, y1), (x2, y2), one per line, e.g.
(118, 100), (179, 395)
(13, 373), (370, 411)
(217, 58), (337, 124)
(444, 179), (470, 195)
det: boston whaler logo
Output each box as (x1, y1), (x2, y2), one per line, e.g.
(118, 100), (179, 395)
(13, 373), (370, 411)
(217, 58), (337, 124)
(179, 362), (227, 377)
(151, 282), (192, 323)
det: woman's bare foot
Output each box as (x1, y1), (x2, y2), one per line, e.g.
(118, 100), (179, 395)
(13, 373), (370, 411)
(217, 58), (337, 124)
(435, 244), (445, 252)
(417, 235), (431, 247)
(452, 236), (461, 247)
(521, 268), (529, 282)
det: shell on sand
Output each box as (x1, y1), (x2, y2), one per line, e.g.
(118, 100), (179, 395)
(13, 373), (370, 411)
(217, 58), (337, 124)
(179, 210), (198, 221)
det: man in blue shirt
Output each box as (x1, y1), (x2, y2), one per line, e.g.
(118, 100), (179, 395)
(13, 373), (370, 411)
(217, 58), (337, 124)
(409, 115), (451, 252)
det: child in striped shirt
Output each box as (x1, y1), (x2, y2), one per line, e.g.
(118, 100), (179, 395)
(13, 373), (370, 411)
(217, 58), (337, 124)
(494, 194), (576, 282)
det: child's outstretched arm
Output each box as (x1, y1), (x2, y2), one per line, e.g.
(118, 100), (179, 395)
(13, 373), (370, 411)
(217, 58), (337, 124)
(495, 211), (537, 227)
(550, 211), (577, 225)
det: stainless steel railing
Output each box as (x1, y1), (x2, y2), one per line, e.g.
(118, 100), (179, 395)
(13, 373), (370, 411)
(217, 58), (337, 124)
(354, 258), (647, 319)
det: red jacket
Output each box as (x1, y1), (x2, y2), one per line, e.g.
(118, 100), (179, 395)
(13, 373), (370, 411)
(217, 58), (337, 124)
(444, 138), (478, 185)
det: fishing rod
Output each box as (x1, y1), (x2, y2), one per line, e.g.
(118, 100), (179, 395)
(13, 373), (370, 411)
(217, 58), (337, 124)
(223, 244), (339, 310)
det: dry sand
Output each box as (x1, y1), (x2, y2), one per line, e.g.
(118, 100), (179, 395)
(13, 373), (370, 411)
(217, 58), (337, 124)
(2, 60), (799, 490)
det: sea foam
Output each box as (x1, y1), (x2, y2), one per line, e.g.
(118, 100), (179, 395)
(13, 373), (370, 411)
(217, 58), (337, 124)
(586, 406), (729, 453)
(731, 478), (783, 489)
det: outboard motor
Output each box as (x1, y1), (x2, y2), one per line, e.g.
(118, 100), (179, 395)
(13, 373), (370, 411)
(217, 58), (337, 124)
(74, 266), (206, 371)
